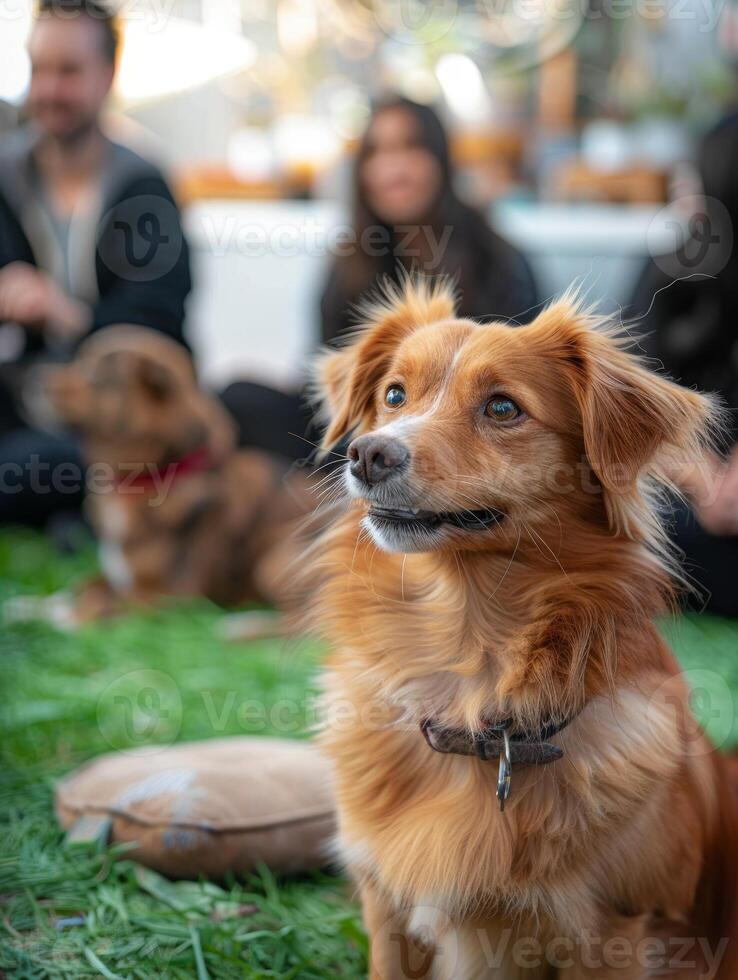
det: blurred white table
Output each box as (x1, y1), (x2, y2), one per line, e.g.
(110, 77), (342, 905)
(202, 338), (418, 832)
(184, 200), (664, 390)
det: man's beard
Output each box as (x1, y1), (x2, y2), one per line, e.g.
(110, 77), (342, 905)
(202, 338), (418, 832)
(33, 106), (99, 147)
(55, 115), (99, 147)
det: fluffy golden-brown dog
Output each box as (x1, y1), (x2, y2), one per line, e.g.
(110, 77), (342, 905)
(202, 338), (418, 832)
(307, 280), (738, 979)
(24, 327), (311, 627)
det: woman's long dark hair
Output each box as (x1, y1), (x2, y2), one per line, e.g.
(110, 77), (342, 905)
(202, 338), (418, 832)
(320, 96), (538, 345)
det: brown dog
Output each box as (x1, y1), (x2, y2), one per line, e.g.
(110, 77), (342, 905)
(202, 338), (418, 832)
(22, 326), (312, 627)
(307, 280), (738, 978)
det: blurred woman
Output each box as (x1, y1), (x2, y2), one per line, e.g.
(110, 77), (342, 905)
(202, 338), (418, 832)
(629, 112), (738, 617)
(222, 96), (539, 460)
(320, 95), (538, 343)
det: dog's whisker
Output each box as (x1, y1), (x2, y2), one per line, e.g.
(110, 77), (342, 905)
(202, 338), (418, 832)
(521, 518), (572, 581)
(313, 470), (346, 495)
(313, 479), (342, 500)
(486, 522), (521, 602)
(351, 522), (371, 575)
(311, 464), (346, 486)
(314, 476), (345, 500)
(314, 489), (343, 508)
(308, 457), (347, 480)
(288, 431), (348, 461)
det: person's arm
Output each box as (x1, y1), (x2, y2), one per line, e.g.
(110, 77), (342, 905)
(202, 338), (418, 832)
(678, 447), (738, 536)
(0, 189), (90, 339)
(628, 257), (738, 534)
(0, 260), (90, 337)
(0, 189), (33, 272)
(90, 174), (192, 346)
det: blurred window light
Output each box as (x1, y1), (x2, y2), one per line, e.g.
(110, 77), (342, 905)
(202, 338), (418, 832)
(0, 8), (32, 104)
(201, 0), (242, 33)
(277, 0), (319, 56)
(313, 77), (371, 141)
(456, 0), (584, 74)
(273, 114), (341, 173)
(368, 0), (459, 46)
(117, 16), (256, 104)
(227, 127), (276, 181)
(435, 54), (492, 125)
(581, 121), (634, 173)
(0, 2), (256, 106)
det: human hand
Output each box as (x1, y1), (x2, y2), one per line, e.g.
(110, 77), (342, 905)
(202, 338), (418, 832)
(694, 448), (738, 537)
(0, 262), (52, 326)
(0, 262), (89, 339)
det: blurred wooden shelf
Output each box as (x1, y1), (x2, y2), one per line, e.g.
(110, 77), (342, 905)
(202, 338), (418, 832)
(176, 131), (527, 205)
(175, 166), (314, 205)
(553, 161), (669, 204)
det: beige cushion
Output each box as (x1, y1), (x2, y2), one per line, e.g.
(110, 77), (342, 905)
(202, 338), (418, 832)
(55, 737), (336, 878)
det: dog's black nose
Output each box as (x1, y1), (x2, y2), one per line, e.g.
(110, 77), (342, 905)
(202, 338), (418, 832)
(348, 434), (409, 485)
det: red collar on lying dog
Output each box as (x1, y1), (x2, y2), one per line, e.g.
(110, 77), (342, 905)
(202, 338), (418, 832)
(112, 446), (216, 492)
(421, 714), (576, 812)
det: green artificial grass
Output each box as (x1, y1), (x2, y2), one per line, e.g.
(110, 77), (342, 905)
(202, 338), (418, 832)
(2, 528), (738, 978)
(0, 530), (365, 979)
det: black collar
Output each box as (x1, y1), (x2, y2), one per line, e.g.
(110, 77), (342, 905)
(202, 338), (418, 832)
(421, 714), (573, 768)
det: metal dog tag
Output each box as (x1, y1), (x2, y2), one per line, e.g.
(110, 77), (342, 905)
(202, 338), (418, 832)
(497, 728), (512, 812)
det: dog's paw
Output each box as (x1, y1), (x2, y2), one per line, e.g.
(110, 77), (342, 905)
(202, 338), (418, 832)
(219, 610), (285, 643)
(4, 592), (80, 631)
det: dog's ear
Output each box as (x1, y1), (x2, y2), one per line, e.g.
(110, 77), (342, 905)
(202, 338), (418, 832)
(317, 277), (457, 448)
(539, 299), (719, 494)
(578, 337), (716, 495)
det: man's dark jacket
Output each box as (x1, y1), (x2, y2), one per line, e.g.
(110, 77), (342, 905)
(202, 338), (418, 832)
(0, 126), (192, 357)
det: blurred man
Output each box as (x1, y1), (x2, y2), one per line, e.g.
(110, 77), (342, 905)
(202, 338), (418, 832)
(0, 0), (191, 528)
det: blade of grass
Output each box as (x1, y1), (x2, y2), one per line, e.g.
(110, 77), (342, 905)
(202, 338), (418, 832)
(84, 946), (126, 980)
(189, 925), (210, 980)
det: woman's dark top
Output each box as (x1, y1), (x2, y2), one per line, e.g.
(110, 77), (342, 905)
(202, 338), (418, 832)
(630, 111), (738, 442)
(319, 206), (540, 346)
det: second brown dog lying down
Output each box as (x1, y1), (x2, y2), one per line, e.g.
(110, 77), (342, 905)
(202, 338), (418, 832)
(24, 327), (314, 627)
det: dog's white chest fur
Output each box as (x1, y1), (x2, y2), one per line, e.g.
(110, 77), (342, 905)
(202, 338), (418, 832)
(98, 501), (133, 593)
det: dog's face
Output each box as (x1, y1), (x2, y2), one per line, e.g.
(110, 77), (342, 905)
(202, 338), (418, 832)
(320, 283), (713, 554)
(42, 327), (234, 467)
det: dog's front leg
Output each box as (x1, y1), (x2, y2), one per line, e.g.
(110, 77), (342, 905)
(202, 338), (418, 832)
(4, 576), (122, 630)
(558, 914), (649, 980)
(361, 883), (436, 980)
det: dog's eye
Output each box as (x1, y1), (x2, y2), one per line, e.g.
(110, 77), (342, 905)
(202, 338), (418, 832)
(484, 395), (522, 422)
(385, 385), (406, 408)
